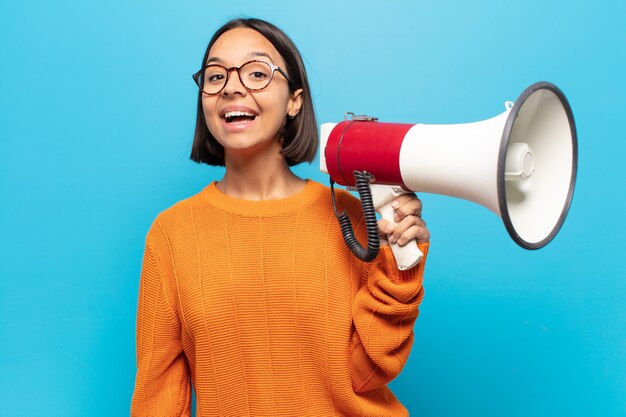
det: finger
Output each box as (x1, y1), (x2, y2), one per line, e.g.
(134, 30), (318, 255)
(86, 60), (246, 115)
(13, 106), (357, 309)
(377, 219), (394, 246)
(390, 193), (417, 209)
(392, 195), (423, 222)
(397, 224), (430, 245)
(389, 216), (428, 244)
(395, 216), (429, 245)
(377, 218), (396, 236)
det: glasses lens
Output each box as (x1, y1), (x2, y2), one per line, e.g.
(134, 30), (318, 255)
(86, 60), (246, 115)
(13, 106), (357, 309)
(202, 65), (228, 94)
(240, 61), (273, 91)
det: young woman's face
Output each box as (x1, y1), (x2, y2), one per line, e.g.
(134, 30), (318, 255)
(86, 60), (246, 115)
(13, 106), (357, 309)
(202, 28), (302, 159)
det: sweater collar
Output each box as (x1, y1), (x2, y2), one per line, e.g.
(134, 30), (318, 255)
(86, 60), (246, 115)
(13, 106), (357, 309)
(201, 179), (327, 217)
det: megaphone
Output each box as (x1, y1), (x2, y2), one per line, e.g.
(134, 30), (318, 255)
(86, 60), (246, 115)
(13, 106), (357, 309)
(320, 81), (577, 270)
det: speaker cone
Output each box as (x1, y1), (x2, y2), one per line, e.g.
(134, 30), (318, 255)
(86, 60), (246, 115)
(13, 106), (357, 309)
(498, 82), (577, 249)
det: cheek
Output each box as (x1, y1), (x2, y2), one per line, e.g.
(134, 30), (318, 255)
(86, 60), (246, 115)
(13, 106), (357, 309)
(201, 98), (220, 132)
(201, 97), (215, 119)
(259, 92), (290, 122)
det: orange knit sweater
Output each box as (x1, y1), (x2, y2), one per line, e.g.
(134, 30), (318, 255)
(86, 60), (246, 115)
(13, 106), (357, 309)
(131, 180), (429, 417)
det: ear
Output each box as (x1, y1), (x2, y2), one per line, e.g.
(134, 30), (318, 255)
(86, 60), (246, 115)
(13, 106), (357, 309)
(287, 88), (303, 118)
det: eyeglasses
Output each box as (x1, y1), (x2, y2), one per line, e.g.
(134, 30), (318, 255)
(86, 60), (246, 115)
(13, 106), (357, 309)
(192, 60), (294, 95)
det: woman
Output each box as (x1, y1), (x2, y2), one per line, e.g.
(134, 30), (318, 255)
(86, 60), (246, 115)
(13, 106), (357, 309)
(131, 18), (430, 417)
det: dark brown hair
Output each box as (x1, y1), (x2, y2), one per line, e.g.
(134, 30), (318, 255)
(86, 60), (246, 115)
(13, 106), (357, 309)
(190, 18), (318, 167)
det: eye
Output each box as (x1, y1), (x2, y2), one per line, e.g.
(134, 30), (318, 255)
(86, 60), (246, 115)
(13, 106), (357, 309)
(204, 67), (226, 84)
(207, 73), (225, 83)
(242, 61), (272, 83)
(248, 70), (269, 80)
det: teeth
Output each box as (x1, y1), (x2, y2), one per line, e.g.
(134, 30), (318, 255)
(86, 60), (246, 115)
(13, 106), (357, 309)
(224, 110), (255, 118)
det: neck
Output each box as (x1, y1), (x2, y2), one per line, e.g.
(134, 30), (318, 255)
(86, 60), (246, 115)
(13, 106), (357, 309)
(217, 146), (306, 201)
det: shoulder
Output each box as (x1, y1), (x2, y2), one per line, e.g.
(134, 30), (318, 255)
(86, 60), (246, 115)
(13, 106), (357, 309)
(145, 186), (209, 243)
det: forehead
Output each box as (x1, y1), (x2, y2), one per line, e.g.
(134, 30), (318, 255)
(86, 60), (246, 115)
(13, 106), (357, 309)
(207, 27), (284, 66)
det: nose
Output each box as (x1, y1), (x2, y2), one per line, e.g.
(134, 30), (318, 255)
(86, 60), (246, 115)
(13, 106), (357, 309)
(222, 67), (246, 96)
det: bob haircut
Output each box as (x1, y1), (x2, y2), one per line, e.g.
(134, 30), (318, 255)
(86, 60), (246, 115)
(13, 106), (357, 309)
(190, 18), (318, 167)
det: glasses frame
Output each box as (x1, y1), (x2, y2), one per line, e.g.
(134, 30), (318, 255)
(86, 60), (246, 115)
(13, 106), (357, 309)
(192, 60), (294, 95)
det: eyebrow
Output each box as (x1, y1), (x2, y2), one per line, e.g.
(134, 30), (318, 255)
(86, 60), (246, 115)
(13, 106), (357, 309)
(206, 51), (276, 65)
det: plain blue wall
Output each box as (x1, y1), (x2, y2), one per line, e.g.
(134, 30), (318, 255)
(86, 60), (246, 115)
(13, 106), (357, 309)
(1, 0), (624, 416)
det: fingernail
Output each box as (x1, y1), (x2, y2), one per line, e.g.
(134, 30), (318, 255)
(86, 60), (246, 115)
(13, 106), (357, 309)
(389, 236), (397, 244)
(391, 201), (400, 208)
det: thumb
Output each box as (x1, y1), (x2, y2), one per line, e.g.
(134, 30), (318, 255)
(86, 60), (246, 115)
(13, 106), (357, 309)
(377, 218), (396, 236)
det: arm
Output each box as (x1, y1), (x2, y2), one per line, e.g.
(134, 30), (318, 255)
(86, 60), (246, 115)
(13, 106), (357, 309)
(130, 237), (191, 417)
(349, 242), (429, 393)
(350, 193), (430, 393)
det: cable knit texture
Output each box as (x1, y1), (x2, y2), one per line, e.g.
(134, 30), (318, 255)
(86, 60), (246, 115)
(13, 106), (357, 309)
(131, 180), (429, 417)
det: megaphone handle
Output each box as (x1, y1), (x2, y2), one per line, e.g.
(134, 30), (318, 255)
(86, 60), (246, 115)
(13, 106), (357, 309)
(377, 203), (424, 270)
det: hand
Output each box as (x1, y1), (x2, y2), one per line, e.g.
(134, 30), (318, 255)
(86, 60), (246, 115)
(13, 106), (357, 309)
(378, 193), (430, 246)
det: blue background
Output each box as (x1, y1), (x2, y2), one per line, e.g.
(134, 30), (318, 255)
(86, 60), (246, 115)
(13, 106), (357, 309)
(1, 0), (624, 416)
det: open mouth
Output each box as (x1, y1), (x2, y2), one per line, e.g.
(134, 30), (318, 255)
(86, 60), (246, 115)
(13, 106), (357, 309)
(223, 110), (257, 124)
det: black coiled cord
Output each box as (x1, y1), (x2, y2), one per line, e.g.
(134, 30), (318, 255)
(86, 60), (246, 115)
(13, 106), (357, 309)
(331, 171), (380, 262)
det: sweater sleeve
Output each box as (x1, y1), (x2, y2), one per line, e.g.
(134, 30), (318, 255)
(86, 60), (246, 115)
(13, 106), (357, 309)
(131, 237), (192, 417)
(349, 242), (429, 393)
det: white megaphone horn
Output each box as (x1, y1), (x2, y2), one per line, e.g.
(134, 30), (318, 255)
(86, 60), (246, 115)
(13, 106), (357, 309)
(320, 82), (578, 270)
